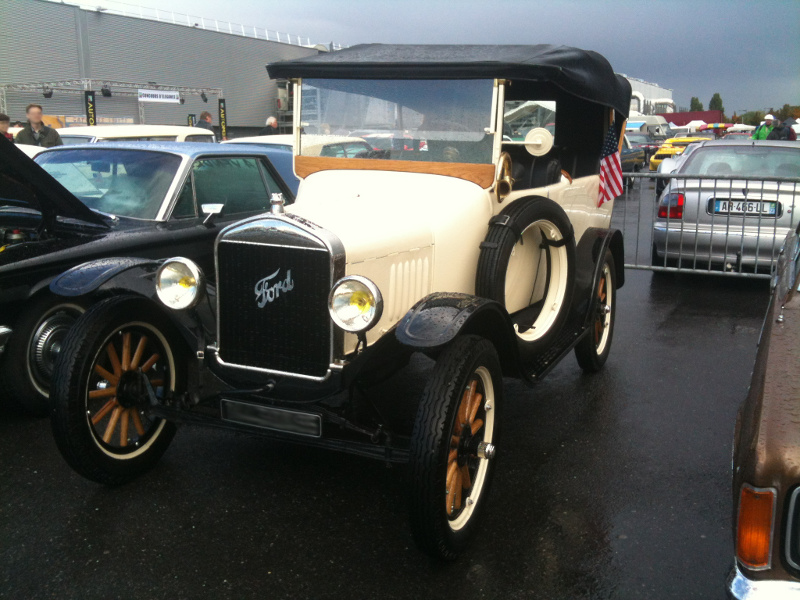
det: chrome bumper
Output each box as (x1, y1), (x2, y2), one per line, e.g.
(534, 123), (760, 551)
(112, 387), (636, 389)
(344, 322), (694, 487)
(0, 326), (12, 356)
(727, 564), (800, 599)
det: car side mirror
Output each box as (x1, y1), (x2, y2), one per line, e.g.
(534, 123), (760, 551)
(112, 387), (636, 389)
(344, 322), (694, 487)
(201, 203), (224, 225)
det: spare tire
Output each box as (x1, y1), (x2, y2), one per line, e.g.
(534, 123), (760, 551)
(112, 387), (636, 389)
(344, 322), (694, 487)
(476, 196), (576, 356)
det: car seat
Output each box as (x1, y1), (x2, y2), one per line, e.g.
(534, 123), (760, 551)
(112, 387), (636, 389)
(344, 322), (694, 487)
(775, 163), (800, 178)
(706, 162), (733, 176)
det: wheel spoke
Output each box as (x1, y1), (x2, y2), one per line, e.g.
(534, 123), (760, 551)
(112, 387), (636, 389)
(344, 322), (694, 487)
(446, 469), (458, 515)
(93, 364), (119, 385)
(448, 449), (458, 463)
(131, 410), (146, 435)
(91, 398), (117, 424)
(446, 459), (458, 490)
(140, 353), (160, 373)
(451, 435), (460, 448)
(89, 387), (117, 399)
(106, 343), (122, 376)
(130, 335), (149, 370)
(454, 470), (463, 510)
(461, 380), (477, 427)
(468, 392), (483, 425)
(102, 406), (122, 443)
(119, 410), (129, 447)
(470, 418), (484, 436)
(121, 332), (132, 371)
(460, 464), (472, 490)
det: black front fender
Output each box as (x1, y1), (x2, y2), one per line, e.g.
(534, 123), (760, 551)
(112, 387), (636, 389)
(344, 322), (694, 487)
(49, 257), (162, 298)
(396, 292), (521, 377)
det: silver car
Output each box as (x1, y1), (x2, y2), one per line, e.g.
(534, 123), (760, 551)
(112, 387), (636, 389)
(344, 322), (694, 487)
(652, 140), (800, 273)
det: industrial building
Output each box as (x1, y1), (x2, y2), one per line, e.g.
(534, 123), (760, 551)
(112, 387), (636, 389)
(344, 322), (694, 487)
(0, 0), (328, 136)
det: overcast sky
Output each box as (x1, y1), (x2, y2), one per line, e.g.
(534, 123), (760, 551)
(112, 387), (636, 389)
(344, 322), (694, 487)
(125, 0), (798, 114)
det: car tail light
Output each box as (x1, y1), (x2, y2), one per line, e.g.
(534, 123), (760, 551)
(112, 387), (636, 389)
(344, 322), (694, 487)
(658, 193), (684, 219)
(736, 485), (776, 569)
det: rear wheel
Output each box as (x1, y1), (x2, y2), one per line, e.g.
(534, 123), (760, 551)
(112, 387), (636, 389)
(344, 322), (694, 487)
(50, 295), (182, 485)
(409, 336), (501, 560)
(0, 294), (86, 416)
(575, 250), (616, 372)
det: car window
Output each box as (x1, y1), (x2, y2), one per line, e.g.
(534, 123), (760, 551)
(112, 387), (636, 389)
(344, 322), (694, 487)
(59, 135), (95, 145)
(192, 157), (272, 216)
(185, 135), (215, 143)
(171, 177), (197, 218)
(503, 100), (557, 141)
(320, 144), (345, 158)
(36, 148), (181, 219)
(343, 142), (371, 157)
(98, 136), (177, 142)
(681, 146), (800, 177)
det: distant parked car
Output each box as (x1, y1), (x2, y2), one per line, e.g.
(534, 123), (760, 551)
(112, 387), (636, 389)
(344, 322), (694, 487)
(14, 144), (44, 158)
(222, 134), (372, 158)
(655, 139), (710, 196)
(57, 125), (216, 144)
(0, 139), (295, 415)
(620, 135), (645, 188)
(652, 140), (800, 272)
(649, 136), (712, 171)
(728, 227), (800, 598)
(625, 132), (661, 161)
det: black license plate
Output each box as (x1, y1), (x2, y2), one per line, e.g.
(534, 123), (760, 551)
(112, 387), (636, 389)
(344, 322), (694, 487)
(221, 399), (322, 438)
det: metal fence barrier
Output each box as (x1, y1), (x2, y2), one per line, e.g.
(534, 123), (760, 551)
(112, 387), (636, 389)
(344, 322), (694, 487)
(612, 172), (800, 279)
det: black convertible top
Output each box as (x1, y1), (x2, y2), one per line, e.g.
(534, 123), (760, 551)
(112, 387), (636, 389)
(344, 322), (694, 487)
(267, 44), (632, 117)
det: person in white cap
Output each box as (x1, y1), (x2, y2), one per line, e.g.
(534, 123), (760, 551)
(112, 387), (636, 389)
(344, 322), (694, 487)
(752, 114), (775, 140)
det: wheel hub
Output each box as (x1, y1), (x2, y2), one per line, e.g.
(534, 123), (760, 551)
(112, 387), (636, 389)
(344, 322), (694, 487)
(116, 370), (152, 409)
(30, 312), (79, 382)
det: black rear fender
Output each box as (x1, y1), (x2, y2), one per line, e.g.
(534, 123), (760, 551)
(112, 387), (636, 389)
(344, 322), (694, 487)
(395, 292), (522, 377)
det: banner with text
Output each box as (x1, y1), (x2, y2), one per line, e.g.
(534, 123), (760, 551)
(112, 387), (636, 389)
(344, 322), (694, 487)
(218, 99), (228, 140)
(138, 89), (181, 104)
(84, 91), (97, 126)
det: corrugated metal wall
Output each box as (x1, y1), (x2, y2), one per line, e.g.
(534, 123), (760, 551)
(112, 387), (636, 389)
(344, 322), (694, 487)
(0, 0), (317, 126)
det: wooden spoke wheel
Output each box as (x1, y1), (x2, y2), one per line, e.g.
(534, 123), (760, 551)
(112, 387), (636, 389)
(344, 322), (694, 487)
(575, 249), (617, 373)
(50, 296), (181, 485)
(85, 325), (170, 456)
(409, 335), (501, 560)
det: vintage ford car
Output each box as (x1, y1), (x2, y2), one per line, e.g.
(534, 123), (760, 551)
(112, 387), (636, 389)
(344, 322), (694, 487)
(0, 139), (296, 415)
(48, 45), (630, 558)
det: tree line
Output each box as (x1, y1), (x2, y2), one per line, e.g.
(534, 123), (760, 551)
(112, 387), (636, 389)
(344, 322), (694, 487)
(685, 94), (798, 125)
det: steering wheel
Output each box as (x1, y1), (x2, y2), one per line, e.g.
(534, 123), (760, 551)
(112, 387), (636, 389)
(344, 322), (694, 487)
(495, 152), (514, 201)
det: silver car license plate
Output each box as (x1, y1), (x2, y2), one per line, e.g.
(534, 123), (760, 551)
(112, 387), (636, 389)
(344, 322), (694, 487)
(714, 200), (777, 216)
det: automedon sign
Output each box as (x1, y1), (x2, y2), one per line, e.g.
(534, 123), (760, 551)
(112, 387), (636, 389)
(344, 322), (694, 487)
(137, 89), (181, 103)
(83, 91), (96, 126)
(218, 98), (228, 140)
(187, 114), (196, 126)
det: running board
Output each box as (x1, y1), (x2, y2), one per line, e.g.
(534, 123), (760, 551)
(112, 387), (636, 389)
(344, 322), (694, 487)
(526, 315), (591, 382)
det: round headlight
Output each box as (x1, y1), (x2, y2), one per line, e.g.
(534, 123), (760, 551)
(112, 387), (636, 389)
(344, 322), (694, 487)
(328, 276), (383, 333)
(156, 257), (205, 310)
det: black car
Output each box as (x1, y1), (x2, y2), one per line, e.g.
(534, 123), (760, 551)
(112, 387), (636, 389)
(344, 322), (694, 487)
(0, 137), (296, 415)
(625, 132), (661, 161)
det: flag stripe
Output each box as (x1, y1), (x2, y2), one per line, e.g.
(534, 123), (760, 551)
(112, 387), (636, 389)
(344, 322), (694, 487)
(598, 123), (623, 207)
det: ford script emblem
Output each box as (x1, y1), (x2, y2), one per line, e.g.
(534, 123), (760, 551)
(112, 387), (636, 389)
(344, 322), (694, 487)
(255, 268), (295, 308)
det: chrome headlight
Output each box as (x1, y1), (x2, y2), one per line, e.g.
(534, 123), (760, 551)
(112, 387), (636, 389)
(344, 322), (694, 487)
(328, 276), (383, 333)
(156, 257), (205, 310)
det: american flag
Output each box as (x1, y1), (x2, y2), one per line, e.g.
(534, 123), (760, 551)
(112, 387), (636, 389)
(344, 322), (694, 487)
(598, 124), (623, 207)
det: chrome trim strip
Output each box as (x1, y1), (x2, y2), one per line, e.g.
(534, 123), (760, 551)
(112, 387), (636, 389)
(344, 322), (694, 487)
(0, 326), (12, 356)
(214, 350), (333, 382)
(214, 212), (346, 377)
(217, 239), (328, 251)
(786, 487), (800, 571)
(727, 564), (800, 599)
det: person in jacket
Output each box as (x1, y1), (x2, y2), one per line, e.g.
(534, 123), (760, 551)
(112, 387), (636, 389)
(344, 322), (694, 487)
(751, 114), (775, 140)
(0, 114), (12, 141)
(258, 116), (278, 136)
(14, 104), (63, 147)
(196, 111), (214, 131)
(767, 120), (789, 140)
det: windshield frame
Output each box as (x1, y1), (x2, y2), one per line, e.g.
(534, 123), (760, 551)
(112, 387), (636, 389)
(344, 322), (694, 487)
(35, 148), (188, 221)
(290, 77), (503, 188)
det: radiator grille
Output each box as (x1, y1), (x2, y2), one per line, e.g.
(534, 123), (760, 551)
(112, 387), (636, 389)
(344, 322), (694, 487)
(217, 241), (332, 377)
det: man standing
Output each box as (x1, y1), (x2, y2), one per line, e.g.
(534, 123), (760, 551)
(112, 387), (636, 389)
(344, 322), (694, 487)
(751, 114), (775, 140)
(14, 104), (63, 147)
(196, 111), (214, 131)
(0, 114), (12, 141)
(258, 116), (278, 136)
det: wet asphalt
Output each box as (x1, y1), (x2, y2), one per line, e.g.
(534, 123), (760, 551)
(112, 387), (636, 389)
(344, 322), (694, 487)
(0, 184), (772, 600)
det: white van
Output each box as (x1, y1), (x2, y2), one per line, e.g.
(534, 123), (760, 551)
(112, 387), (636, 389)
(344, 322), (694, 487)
(625, 114), (669, 139)
(57, 124), (216, 144)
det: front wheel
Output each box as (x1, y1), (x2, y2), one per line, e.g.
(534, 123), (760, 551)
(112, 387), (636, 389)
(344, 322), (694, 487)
(408, 335), (501, 560)
(50, 295), (183, 485)
(574, 250), (616, 372)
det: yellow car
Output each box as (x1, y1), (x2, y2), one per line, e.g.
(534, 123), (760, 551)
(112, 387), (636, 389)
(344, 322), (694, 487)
(649, 136), (711, 171)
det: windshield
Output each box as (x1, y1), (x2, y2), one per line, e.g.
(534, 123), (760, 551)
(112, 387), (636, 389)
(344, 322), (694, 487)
(627, 134), (651, 143)
(680, 146), (800, 177)
(36, 148), (181, 219)
(300, 79), (495, 164)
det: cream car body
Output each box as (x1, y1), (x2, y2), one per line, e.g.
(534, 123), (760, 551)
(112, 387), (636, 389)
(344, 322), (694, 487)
(57, 124), (216, 143)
